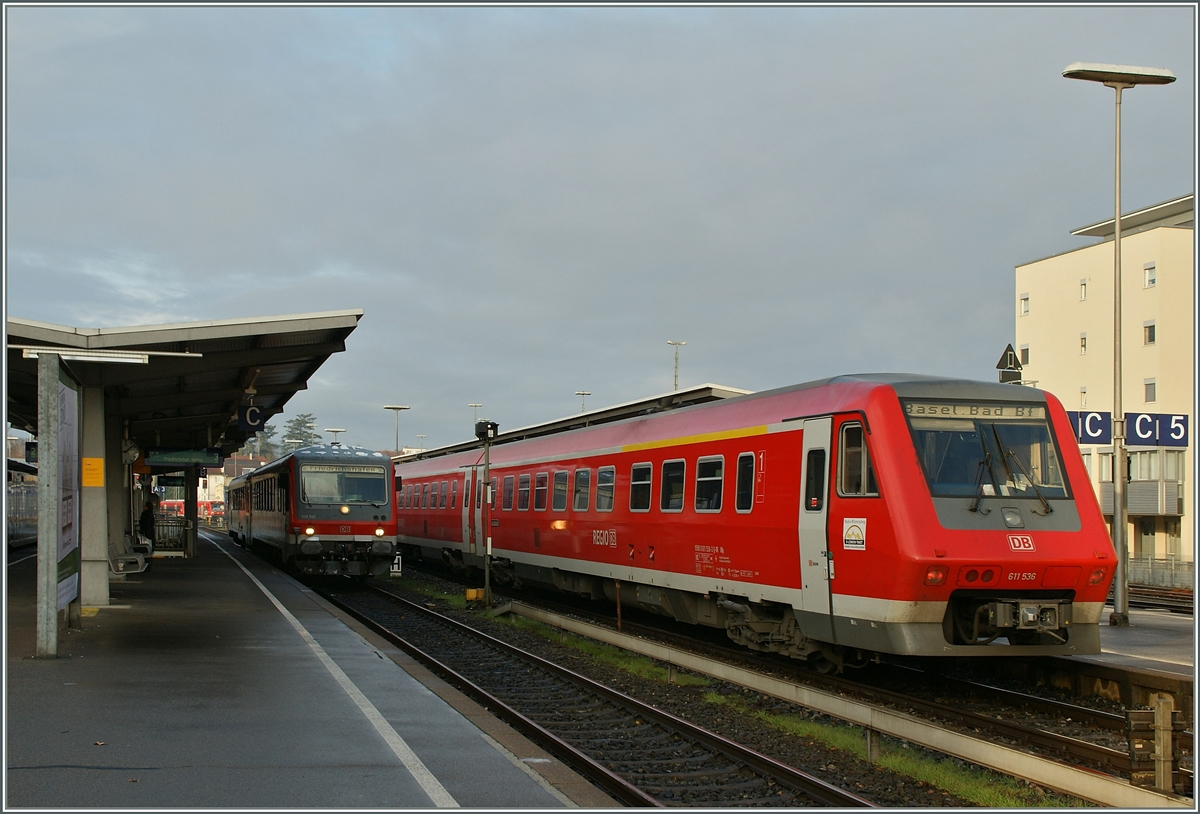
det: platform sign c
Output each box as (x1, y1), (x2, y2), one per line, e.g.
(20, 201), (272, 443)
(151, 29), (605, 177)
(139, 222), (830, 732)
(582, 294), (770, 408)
(1066, 411), (1112, 444)
(238, 405), (265, 433)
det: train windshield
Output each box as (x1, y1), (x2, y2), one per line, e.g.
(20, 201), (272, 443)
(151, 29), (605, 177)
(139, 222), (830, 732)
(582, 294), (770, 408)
(300, 464), (388, 505)
(902, 401), (1069, 501)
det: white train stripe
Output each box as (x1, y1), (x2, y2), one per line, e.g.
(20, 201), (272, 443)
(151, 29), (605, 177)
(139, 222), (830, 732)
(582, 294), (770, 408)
(209, 537), (459, 808)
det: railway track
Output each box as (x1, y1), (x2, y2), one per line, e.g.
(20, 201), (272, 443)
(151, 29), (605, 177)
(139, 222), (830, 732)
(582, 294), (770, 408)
(317, 580), (876, 807)
(1115, 584), (1195, 614)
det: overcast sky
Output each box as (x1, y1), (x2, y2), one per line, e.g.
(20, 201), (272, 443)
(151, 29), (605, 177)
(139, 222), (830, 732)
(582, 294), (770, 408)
(4, 6), (1196, 452)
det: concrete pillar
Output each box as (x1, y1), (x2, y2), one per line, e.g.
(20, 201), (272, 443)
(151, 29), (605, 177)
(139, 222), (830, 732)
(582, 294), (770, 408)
(80, 387), (110, 606)
(185, 466), (199, 557)
(36, 354), (60, 658)
(105, 403), (128, 574)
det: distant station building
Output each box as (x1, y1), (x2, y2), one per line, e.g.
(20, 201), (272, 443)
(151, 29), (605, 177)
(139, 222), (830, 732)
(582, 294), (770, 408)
(1014, 194), (1193, 569)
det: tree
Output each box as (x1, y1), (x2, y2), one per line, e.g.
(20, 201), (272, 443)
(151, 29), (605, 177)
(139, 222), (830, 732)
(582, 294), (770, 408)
(282, 413), (322, 452)
(235, 421), (280, 460)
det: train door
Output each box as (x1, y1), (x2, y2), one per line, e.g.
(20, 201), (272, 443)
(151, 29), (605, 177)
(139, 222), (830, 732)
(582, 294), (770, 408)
(462, 469), (474, 551)
(798, 417), (835, 642)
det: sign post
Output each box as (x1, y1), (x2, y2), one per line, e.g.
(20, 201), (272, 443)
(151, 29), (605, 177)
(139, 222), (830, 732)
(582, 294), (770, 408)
(996, 344), (1023, 384)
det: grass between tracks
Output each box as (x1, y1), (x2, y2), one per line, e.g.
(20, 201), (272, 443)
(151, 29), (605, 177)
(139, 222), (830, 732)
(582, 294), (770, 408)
(496, 610), (1082, 807)
(389, 576), (468, 608)
(704, 692), (1086, 807)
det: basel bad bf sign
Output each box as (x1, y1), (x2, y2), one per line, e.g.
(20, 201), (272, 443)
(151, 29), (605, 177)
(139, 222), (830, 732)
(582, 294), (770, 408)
(1066, 411), (1189, 447)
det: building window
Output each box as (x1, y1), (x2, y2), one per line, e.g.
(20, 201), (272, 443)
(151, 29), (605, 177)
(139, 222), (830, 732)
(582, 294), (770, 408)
(1144, 379), (1156, 403)
(1163, 450), (1185, 484)
(1019, 345), (1029, 365)
(1099, 452), (1112, 482)
(1080, 279), (1087, 300)
(1130, 450), (1159, 482)
(1019, 294), (1029, 316)
(1144, 321), (1156, 345)
(1080, 334), (1087, 355)
(1144, 263), (1156, 288)
(1080, 451), (1092, 477)
(1080, 387), (1087, 408)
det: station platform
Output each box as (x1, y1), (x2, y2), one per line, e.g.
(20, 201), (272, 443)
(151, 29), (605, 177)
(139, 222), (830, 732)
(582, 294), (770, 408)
(1090, 605), (1194, 678)
(5, 529), (612, 809)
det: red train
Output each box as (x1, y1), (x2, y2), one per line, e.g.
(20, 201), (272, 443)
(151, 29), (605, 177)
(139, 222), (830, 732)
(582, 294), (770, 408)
(393, 374), (1115, 671)
(228, 444), (398, 576)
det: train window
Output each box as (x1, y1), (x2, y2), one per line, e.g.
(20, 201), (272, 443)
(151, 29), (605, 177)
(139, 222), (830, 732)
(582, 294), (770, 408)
(440, 480), (449, 509)
(534, 473), (548, 511)
(695, 456), (723, 512)
(552, 471), (568, 511)
(491, 477), (498, 509)
(573, 468), (591, 511)
(735, 453), (755, 513)
(430, 481), (440, 509)
(838, 423), (878, 497)
(630, 464), (652, 512)
(518, 474), (531, 510)
(661, 460), (685, 512)
(450, 479), (458, 510)
(596, 467), (615, 512)
(406, 484), (414, 508)
(502, 476), (515, 510)
(804, 449), (826, 512)
(422, 483), (430, 509)
(475, 478), (482, 509)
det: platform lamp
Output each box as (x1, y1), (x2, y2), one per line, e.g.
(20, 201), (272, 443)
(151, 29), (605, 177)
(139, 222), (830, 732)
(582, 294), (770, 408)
(383, 405), (410, 453)
(469, 403), (483, 424)
(667, 340), (686, 391)
(575, 391), (590, 413)
(475, 419), (499, 606)
(325, 428), (346, 444)
(1063, 62), (1175, 627)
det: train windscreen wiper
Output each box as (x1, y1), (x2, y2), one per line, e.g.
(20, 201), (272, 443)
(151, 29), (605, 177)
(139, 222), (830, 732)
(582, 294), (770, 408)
(989, 425), (1053, 516)
(968, 427), (996, 514)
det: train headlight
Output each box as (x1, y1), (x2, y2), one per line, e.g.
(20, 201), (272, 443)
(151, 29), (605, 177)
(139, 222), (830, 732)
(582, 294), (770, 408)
(1087, 568), (1107, 586)
(304, 527), (315, 536)
(375, 528), (385, 537)
(340, 505), (350, 515)
(923, 566), (948, 586)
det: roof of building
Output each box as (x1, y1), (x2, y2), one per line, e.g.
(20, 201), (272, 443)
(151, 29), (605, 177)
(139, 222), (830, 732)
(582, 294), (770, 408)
(6, 310), (362, 459)
(1070, 193), (1194, 240)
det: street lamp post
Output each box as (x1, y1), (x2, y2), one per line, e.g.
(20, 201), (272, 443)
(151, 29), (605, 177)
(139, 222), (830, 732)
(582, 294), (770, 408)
(1063, 62), (1175, 627)
(667, 341), (686, 391)
(574, 391), (590, 413)
(383, 405), (410, 453)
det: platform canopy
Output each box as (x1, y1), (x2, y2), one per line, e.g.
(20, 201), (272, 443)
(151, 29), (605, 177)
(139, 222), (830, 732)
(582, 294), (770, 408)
(6, 310), (362, 458)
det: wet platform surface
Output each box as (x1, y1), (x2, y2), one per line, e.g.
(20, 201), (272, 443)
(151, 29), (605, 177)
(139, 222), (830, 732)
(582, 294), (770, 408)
(1089, 604), (1194, 678)
(5, 530), (610, 808)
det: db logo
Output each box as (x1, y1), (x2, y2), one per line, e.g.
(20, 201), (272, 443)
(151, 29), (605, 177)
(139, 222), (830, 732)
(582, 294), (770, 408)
(1008, 534), (1035, 552)
(339, 525), (351, 534)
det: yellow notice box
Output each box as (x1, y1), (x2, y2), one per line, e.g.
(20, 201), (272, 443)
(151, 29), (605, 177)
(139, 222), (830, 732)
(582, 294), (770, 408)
(82, 457), (105, 487)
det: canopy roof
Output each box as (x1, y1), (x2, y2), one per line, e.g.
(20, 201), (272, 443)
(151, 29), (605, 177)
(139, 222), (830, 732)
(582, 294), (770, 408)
(6, 310), (362, 458)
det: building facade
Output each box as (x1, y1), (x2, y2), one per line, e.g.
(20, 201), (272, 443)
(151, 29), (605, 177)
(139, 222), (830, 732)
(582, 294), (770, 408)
(1014, 194), (1194, 565)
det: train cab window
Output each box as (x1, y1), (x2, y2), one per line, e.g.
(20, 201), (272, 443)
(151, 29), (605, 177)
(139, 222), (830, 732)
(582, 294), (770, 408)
(630, 464), (652, 512)
(735, 453), (755, 513)
(502, 476), (515, 510)
(838, 423), (878, 497)
(695, 456), (723, 512)
(534, 473), (549, 510)
(661, 460), (685, 512)
(450, 479), (458, 509)
(804, 449), (826, 512)
(573, 468), (591, 511)
(439, 480), (449, 509)
(518, 475), (531, 510)
(552, 471), (568, 511)
(596, 466), (615, 512)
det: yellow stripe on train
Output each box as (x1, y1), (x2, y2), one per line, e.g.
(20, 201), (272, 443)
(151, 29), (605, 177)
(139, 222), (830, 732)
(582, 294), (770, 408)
(621, 425), (769, 454)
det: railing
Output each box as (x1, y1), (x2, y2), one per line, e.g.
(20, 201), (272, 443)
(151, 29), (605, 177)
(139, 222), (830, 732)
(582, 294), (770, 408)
(1127, 556), (1194, 589)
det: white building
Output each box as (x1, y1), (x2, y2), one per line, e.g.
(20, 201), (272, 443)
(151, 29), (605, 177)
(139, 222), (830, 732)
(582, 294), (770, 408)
(1014, 194), (1193, 566)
